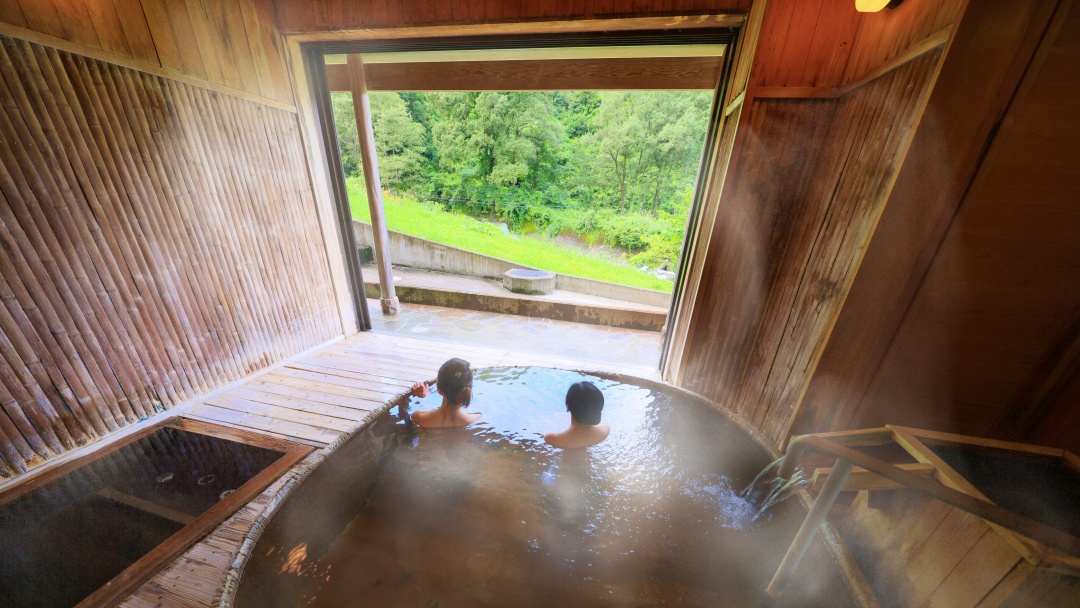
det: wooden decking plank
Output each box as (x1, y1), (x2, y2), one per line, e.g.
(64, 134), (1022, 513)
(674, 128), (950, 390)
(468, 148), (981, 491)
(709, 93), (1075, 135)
(181, 413), (326, 449)
(371, 333), (513, 357)
(241, 380), (387, 411)
(229, 386), (380, 419)
(185, 405), (338, 446)
(205, 394), (356, 432)
(333, 340), (505, 365)
(276, 365), (413, 393)
(343, 332), (495, 354)
(288, 358), (420, 385)
(312, 355), (441, 380)
(261, 372), (401, 401)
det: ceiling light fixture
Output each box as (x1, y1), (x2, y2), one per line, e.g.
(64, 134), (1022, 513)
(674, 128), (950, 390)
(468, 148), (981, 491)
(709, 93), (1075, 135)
(856, 0), (905, 13)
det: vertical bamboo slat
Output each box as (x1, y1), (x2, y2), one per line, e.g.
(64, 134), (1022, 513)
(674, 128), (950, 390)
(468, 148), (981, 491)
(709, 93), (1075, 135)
(0, 33), (338, 476)
(3, 39), (148, 425)
(35, 44), (178, 409)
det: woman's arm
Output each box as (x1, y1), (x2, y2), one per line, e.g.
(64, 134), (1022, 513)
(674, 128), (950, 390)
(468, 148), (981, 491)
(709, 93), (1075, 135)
(410, 381), (430, 398)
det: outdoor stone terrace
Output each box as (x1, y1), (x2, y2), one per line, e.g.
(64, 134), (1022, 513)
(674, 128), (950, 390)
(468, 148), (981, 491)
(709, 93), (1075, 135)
(117, 305), (660, 607)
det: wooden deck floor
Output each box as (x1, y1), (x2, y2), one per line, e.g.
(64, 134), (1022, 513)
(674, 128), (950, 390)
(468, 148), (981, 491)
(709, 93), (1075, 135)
(119, 331), (660, 607)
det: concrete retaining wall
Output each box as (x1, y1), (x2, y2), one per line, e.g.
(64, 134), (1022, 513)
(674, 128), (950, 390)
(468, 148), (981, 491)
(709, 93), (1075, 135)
(353, 220), (671, 309)
(364, 282), (666, 331)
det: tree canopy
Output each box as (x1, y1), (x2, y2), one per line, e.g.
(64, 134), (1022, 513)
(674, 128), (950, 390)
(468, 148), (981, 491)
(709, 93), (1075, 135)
(331, 89), (712, 270)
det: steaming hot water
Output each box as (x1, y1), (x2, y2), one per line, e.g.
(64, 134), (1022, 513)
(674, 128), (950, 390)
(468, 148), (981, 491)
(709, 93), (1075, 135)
(237, 367), (854, 607)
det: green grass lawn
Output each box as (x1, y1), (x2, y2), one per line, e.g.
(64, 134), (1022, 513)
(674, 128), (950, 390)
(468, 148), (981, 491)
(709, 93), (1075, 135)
(346, 178), (673, 292)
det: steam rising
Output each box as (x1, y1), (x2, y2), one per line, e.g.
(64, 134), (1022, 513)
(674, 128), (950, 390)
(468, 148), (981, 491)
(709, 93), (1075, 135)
(249, 367), (853, 607)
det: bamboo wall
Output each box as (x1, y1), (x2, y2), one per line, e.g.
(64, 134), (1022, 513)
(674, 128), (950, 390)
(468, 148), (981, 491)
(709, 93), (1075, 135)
(0, 31), (339, 479)
(0, 0), (291, 104)
(274, 0), (754, 32)
(792, 0), (1080, 454)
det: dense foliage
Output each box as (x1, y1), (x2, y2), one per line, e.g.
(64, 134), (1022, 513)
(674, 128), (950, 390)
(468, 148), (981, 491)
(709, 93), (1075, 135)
(332, 90), (712, 272)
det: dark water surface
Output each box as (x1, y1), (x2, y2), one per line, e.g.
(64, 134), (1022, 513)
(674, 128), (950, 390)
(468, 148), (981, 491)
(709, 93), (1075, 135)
(0, 427), (283, 608)
(929, 443), (1080, 538)
(281, 368), (851, 608)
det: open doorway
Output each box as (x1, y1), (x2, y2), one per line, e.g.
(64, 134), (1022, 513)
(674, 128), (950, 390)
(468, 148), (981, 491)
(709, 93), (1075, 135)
(304, 27), (737, 371)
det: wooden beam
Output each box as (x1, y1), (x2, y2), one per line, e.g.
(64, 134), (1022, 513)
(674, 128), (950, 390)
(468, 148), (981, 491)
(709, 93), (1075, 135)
(810, 462), (937, 492)
(0, 19), (295, 112)
(896, 426), (1066, 459)
(96, 487), (196, 525)
(801, 426), (895, 447)
(346, 54), (398, 315)
(325, 56), (723, 91)
(1065, 452), (1080, 477)
(838, 26), (953, 96)
(286, 14), (747, 41)
(752, 85), (840, 99)
(723, 89), (745, 116)
(325, 44), (726, 64)
(740, 27), (952, 103)
(888, 426), (1042, 565)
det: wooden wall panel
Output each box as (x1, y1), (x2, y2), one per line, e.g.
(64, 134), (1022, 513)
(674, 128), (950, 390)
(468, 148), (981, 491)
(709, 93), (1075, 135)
(0, 36), (339, 478)
(0, 0), (292, 104)
(274, 0), (754, 32)
(790, 0), (1059, 439)
(678, 51), (941, 444)
(791, 0), (1079, 449)
(850, 0), (1080, 439)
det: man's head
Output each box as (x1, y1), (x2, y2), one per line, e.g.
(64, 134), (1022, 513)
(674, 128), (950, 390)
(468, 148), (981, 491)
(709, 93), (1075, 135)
(565, 381), (604, 425)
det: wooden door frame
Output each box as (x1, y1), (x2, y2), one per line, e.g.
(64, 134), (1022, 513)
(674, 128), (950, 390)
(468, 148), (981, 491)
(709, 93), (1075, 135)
(285, 12), (751, 343)
(660, 1), (768, 382)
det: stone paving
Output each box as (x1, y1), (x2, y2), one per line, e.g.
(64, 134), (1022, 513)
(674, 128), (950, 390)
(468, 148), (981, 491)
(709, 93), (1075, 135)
(366, 299), (663, 371)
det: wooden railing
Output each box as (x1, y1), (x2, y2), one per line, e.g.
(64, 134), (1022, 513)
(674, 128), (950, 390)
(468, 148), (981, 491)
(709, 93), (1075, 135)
(764, 427), (1080, 603)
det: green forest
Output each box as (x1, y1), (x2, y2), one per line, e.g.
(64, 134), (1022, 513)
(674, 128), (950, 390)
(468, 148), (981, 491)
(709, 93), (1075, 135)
(332, 90), (713, 290)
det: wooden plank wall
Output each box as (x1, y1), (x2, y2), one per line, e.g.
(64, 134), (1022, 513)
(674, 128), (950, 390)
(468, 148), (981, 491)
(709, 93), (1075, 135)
(0, 0), (291, 104)
(0, 35), (339, 479)
(791, 0), (1080, 453)
(679, 51), (941, 444)
(671, 0), (961, 446)
(275, 0), (754, 32)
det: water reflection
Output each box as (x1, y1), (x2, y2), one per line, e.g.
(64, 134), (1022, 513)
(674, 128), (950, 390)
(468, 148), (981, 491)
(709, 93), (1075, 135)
(291, 369), (798, 607)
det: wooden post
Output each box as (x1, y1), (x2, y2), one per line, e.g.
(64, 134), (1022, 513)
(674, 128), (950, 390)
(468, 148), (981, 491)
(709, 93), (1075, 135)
(346, 53), (398, 315)
(765, 458), (854, 603)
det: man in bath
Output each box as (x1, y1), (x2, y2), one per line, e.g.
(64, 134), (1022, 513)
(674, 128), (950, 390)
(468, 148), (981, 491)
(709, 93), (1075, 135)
(544, 381), (610, 449)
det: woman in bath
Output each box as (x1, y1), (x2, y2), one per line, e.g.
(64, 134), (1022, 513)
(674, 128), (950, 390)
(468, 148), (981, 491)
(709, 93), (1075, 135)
(409, 358), (481, 428)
